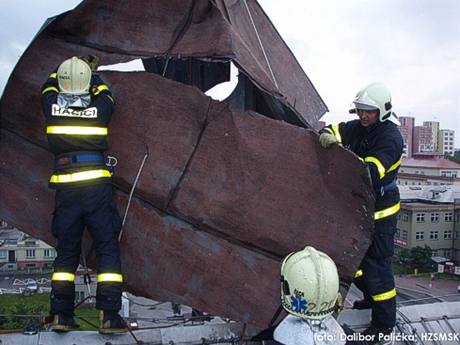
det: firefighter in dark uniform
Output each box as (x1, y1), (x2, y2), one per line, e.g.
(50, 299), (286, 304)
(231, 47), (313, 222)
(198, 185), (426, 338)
(41, 56), (127, 334)
(319, 82), (403, 344)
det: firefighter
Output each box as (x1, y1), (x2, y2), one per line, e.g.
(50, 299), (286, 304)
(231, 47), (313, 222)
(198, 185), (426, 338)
(274, 246), (346, 345)
(41, 56), (127, 334)
(319, 82), (403, 343)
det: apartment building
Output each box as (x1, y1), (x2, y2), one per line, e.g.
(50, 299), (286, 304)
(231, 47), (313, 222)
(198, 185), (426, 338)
(413, 126), (434, 153)
(396, 186), (460, 261)
(438, 129), (455, 156)
(423, 121), (440, 152)
(399, 116), (414, 158)
(0, 225), (56, 272)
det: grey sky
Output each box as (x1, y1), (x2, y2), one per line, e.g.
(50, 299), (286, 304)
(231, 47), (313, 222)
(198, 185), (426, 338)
(1, 1), (459, 143)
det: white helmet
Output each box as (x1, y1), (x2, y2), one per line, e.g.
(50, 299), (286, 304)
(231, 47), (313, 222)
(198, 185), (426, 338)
(280, 246), (340, 320)
(57, 56), (92, 95)
(349, 82), (400, 126)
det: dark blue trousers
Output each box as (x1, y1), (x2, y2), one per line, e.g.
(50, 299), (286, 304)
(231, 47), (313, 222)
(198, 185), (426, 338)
(50, 183), (122, 315)
(354, 216), (397, 329)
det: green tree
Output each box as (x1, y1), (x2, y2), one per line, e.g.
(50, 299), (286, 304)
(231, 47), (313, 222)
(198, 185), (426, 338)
(409, 245), (433, 271)
(395, 247), (411, 266)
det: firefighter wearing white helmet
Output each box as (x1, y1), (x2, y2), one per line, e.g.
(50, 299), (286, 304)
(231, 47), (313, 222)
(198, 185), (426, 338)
(273, 246), (347, 345)
(349, 82), (400, 126)
(280, 246), (340, 319)
(41, 56), (127, 334)
(57, 56), (92, 95)
(318, 83), (403, 344)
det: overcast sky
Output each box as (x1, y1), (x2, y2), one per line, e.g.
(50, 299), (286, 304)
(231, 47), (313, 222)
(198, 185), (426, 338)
(1, 1), (459, 143)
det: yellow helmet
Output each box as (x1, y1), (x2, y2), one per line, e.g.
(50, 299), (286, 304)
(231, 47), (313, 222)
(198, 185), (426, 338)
(57, 56), (92, 95)
(280, 246), (340, 320)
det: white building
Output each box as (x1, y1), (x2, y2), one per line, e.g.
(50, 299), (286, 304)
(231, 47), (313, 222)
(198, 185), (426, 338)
(438, 129), (455, 156)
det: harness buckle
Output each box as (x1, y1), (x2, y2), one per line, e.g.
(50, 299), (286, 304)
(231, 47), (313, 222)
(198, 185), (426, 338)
(105, 155), (118, 175)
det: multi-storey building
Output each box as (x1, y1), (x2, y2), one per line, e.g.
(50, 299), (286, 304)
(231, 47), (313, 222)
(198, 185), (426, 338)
(438, 129), (455, 156)
(399, 116), (414, 158)
(399, 153), (460, 179)
(413, 126), (434, 153)
(396, 186), (460, 261)
(0, 224), (56, 272)
(423, 121), (440, 152)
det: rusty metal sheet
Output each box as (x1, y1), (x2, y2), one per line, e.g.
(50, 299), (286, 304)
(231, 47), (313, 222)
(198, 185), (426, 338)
(0, 0), (374, 328)
(24, 0), (326, 126)
(0, 71), (373, 327)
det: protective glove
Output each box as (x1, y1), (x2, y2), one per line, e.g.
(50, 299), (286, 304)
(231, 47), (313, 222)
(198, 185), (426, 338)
(80, 55), (99, 72)
(319, 133), (339, 148)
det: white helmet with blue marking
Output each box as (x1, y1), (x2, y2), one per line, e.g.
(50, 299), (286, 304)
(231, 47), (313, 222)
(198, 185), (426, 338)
(280, 246), (340, 320)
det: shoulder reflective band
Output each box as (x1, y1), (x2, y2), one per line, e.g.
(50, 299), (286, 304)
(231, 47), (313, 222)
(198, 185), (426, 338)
(51, 272), (75, 282)
(355, 269), (363, 278)
(46, 126), (108, 135)
(387, 158), (401, 173)
(42, 86), (59, 94)
(364, 156), (386, 179)
(50, 169), (111, 184)
(107, 95), (115, 103)
(374, 202), (400, 220)
(98, 273), (123, 283)
(372, 288), (396, 302)
(49, 72), (57, 78)
(93, 84), (109, 96)
(331, 124), (342, 143)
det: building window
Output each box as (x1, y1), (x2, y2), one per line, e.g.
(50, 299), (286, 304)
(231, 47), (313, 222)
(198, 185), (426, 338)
(26, 249), (35, 258)
(402, 213), (409, 222)
(432, 250), (438, 256)
(44, 249), (54, 258)
(455, 231), (459, 240)
(444, 231), (452, 240)
(430, 213), (439, 222)
(25, 240), (36, 247)
(0, 250), (6, 259)
(430, 231), (438, 240)
(416, 213), (425, 222)
(415, 231), (424, 241)
(443, 249), (451, 258)
(395, 228), (401, 237)
(444, 213), (453, 222)
(402, 230), (408, 240)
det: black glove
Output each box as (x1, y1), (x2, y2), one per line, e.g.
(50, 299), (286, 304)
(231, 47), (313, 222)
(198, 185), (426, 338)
(80, 55), (99, 72)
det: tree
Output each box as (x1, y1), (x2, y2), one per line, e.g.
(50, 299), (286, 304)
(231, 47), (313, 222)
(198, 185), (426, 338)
(409, 245), (433, 272)
(395, 247), (411, 266)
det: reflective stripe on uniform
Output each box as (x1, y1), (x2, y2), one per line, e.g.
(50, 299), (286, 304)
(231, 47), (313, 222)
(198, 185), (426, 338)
(49, 72), (57, 78)
(51, 272), (75, 282)
(42, 86), (59, 94)
(331, 124), (342, 143)
(374, 202), (400, 220)
(387, 158), (401, 173)
(372, 288), (397, 301)
(49, 169), (111, 184)
(46, 126), (108, 135)
(364, 156), (386, 179)
(93, 84), (109, 96)
(355, 269), (363, 278)
(97, 273), (123, 283)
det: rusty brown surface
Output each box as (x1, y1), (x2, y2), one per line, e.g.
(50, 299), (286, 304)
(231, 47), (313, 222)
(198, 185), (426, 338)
(0, 0), (374, 328)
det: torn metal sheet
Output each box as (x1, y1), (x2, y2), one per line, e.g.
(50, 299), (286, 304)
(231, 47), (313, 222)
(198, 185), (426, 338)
(0, 0), (374, 328)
